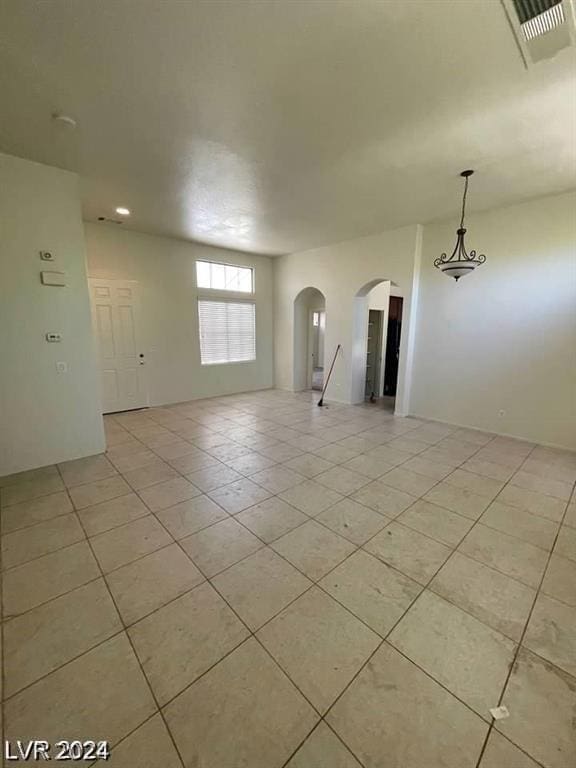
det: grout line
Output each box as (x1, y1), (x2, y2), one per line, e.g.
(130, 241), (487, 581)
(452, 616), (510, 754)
(472, 446), (571, 768)
(53, 464), (188, 768)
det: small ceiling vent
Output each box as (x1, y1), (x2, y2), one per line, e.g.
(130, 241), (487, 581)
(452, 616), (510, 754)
(502, 0), (575, 65)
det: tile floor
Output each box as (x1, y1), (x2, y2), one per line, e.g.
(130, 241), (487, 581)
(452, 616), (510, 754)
(0, 389), (575, 767)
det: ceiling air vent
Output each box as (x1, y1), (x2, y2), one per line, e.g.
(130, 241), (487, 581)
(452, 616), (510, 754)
(501, 0), (575, 65)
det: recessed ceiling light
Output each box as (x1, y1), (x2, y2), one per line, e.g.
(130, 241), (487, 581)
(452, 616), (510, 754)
(115, 207), (130, 216)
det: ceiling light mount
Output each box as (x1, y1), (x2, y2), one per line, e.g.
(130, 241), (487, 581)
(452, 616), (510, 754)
(434, 170), (486, 281)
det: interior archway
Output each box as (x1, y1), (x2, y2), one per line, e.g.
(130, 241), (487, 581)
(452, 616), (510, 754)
(293, 286), (326, 391)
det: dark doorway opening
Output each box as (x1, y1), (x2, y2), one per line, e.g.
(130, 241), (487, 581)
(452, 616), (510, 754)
(384, 296), (403, 398)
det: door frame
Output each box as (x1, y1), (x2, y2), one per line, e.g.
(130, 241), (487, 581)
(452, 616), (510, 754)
(307, 307), (325, 389)
(88, 276), (149, 413)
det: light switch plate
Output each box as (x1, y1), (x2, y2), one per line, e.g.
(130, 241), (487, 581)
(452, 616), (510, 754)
(41, 270), (66, 287)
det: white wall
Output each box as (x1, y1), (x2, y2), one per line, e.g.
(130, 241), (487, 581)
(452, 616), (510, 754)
(0, 154), (105, 476)
(85, 224), (274, 406)
(411, 190), (576, 449)
(273, 225), (422, 409)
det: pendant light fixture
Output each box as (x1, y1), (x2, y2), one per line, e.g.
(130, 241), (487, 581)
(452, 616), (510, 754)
(434, 170), (486, 281)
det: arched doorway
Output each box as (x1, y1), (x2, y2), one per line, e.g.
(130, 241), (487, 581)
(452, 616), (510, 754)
(351, 279), (403, 407)
(293, 287), (326, 391)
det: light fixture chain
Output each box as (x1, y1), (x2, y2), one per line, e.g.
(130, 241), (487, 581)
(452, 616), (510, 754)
(460, 173), (469, 229)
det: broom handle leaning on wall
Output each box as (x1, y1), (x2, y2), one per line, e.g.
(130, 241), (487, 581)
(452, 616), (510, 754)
(318, 344), (342, 407)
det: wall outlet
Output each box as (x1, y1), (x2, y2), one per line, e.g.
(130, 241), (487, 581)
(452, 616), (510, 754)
(55, 361), (68, 374)
(45, 332), (62, 342)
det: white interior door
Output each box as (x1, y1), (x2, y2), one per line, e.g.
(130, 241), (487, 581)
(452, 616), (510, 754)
(89, 278), (148, 414)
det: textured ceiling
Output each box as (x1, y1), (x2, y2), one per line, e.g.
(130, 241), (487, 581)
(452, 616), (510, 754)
(0, 0), (575, 255)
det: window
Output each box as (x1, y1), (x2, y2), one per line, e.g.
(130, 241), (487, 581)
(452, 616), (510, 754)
(312, 311), (320, 327)
(196, 260), (253, 293)
(198, 300), (256, 365)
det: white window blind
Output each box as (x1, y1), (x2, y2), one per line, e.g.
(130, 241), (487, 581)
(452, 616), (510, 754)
(198, 300), (256, 365)
(196, 260), (253, 293)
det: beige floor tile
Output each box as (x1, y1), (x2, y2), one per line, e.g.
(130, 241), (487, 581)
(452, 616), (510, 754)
(401, 456), (454, 480)
(430, 552), (535, 642)
(59, 454), (117, 488)
(251, 466), (306, 494)
(208, 477), (272, 514)
(109, 449), (160, 474)
(480, 501), (559, 551)
(444, 468), (505, 499)
(4, 634), (156, 749)
(510, 470), (573, 501)
(129, 582), (249, 704)
(498, 485), (566, 523)
(554, 524), (576, 562)
(389, 591), (515, 719)
(364, 521), (451, 584)
(258, 587), (379, 713)
(3, 541), (100, 616)
(327, 642), (488, 768)
(352, 480), (416, 518)
(0, 475), (65, 506)
(369, 444), (414, 467)
(4, 579), (121, 696)
(321, 550), (422, 636)
(459, 524), (548, 589)
(1, 491), (73, 534)
(236, 497), (308, 543)
(164, 638), (317, 768)
(0, 464), (59, 489)
(286, 721), (361, 768)
(68, 474), (131, 509)
(283, 453), (335, 478)
(315, 467), (371, 495)
(2, 513), (84, 569)
(497, 648), (576, 768)
(225, 451), (278, 475)
(139, 477), (201, 512)
(91, 515), (173, 573)
(541, 554), (576, 607)
(186, 464), (243, 493)
(107, 543), (204, 625)
(341, 454), (395, 480)
(265, 443), (304, 462)
(156, 495), (228, 539)
(379, 467), (438, 497)
(316, 498), (388, 545)
(398, 499), (473, 546)
(167, 451), (219, 474)
(479, 731), (540, 768)
(386, 436), (430, 455)
(272, 520), (355, 581)
(78, 492), (150, 537)
(153, 439), (199, 460)
(180, 517), (263, 577)
(279, 479), (343, 517)
(424, 482), (491, 520)
(460, 458), (515, 482)
(122, 460), (180, 490)
(564, 501), (576, 528)
(105, 714), (182, 768)
(212, 548), (311, 630)
(313, 444), (360, 464)
(524, 593), (576, 677)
